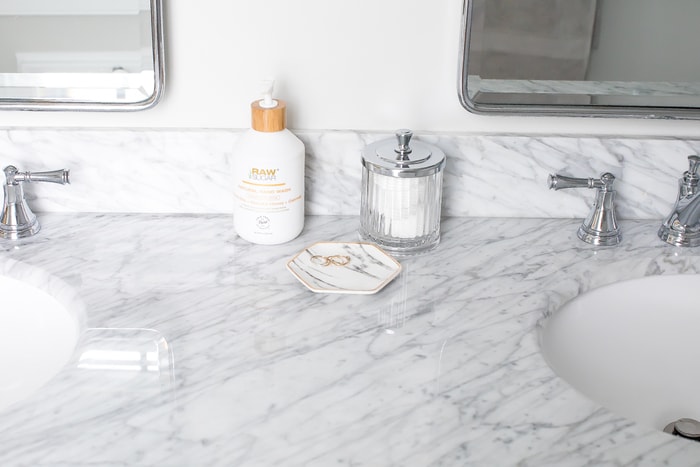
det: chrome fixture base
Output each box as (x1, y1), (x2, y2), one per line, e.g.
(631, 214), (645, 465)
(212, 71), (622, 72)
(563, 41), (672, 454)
(548, 172), (621, 246)
(577, 225), (622, 247)
(0, 218), (40, 240)
(0, 165), (70, 239)
(658, 224), (700, 247)
(659, 155), (700, 247)
(664, 418), (700, 441)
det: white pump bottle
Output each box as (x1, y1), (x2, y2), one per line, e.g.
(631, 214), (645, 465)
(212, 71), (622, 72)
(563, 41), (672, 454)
(232, 81), (305, 244)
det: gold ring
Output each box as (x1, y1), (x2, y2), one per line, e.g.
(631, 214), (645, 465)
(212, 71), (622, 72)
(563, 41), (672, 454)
(310, 254), (351, 267)
(328, 255), (351, 266)
(311, 255), (331, 266)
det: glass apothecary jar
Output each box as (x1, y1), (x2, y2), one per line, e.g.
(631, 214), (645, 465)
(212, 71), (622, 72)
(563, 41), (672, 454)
(360, 129), (446, 255)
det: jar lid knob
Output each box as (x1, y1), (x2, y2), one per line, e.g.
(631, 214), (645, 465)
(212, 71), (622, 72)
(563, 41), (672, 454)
(395, 129), (413, 161)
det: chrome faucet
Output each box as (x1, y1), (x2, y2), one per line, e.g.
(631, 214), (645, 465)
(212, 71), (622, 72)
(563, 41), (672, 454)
(659, 155), (700, 247)
(0, 165), (70, 239)
(548, 172), (621, 246)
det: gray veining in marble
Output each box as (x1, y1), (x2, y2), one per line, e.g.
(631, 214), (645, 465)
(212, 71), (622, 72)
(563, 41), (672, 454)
(469, 76), (700, 97)
(0, 128), (697, 220)
(0, 213), (699, 466)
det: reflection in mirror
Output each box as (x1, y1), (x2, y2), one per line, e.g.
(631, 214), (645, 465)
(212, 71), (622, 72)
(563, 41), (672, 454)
(459, 0), (700, 118)
(0, 0), (164, 110)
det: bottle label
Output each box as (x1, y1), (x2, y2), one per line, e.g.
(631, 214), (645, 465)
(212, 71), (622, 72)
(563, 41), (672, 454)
(235, 166), (302, 214)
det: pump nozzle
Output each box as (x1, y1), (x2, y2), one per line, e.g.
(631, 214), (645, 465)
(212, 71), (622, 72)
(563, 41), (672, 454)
(259, 79), (278, 109)
(251, 79), (286, 132)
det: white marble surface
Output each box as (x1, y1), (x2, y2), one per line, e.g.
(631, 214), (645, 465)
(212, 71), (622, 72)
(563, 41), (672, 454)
(0, 128), (698, 220)
(469, 76), (700, 97)
(0, 213), (699, 466)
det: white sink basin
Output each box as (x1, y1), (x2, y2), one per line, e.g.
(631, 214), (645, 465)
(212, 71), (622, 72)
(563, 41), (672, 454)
(0, 273), (82, 412)
(540, 274), (700, 431)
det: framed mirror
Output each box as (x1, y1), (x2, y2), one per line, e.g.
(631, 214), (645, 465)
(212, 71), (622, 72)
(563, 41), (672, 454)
(459, 0), (700, 118)
(0, 0), (164, 111)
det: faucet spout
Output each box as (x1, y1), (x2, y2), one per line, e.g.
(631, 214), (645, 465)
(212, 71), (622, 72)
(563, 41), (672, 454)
(659, 155), (700, 246)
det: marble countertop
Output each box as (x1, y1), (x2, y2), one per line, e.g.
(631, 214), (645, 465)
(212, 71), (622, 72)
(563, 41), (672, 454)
(1, 213), (699, 466)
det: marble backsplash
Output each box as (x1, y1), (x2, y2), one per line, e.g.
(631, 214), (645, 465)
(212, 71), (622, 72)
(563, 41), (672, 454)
(0, 127), (697, 219)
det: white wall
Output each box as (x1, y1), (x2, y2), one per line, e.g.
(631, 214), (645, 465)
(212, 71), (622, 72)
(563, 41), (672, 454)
(0, 0), (699, 137)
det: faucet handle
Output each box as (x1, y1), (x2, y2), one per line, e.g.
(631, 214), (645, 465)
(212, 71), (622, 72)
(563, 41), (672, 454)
(4, 166), (70, 185)
(683, 156), (700, 190)
(688, 155), (700, 176)
(548, 173), (614, 191)
(548, 172), (621, 246)
(0, 165), (71, 240)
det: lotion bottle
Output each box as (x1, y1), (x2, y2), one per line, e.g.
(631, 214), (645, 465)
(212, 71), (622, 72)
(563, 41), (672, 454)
(232, 81), (305, 244)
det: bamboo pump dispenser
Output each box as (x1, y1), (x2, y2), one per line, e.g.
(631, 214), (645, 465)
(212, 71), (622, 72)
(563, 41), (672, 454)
(251, 96), (286, 132)
(232, 81), (306, 245)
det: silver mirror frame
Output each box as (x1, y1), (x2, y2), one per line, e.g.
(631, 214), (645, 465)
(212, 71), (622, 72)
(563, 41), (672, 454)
(458, 0), (700, 120)
(0, 0), (165, 112)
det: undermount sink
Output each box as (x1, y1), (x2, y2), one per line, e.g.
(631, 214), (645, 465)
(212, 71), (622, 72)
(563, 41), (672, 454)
(540, 274), (700, 432)
(0, 272), (82, 412)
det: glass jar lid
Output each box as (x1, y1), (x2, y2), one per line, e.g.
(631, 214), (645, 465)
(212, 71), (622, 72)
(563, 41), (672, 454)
(361, 129), (446, 178)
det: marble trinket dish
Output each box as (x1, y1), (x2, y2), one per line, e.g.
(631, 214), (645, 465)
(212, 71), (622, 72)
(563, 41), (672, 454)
(286, 241), (401, 294)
